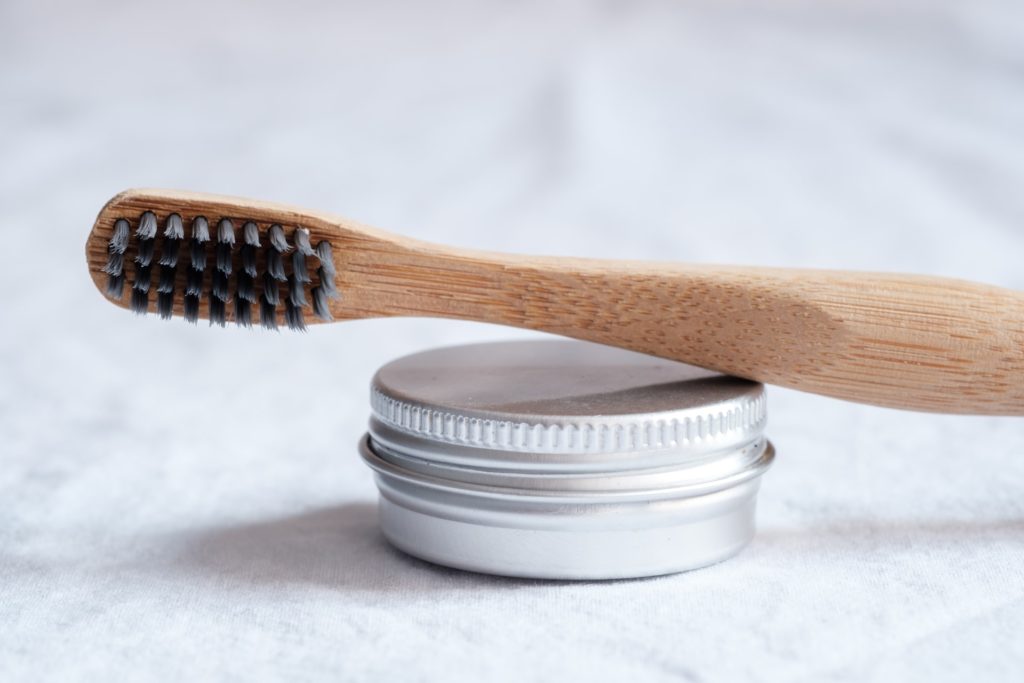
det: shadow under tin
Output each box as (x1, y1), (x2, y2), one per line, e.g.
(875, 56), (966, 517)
(360, 339), (774, 580)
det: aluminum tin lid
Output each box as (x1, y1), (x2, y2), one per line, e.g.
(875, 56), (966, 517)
(369, 339), (766, 472)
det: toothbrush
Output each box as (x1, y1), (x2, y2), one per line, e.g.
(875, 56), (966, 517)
(86, 188), (1024, 415)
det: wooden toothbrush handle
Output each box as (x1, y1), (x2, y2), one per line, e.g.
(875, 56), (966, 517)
(85, 189), (1024, 413)
(349, 247), (1024, 414)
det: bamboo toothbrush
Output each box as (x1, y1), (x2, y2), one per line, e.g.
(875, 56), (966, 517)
(86, 188), (1024, 415)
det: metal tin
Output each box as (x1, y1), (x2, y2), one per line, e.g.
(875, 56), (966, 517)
(360, 340), (774, 579)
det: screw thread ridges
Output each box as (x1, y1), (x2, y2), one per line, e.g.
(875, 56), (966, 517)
(370, 386), (766, 455)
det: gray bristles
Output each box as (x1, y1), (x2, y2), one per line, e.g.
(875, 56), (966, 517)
(311, 287), (333, 321)
(109, 219), (130, 253)
(216, 218), (234, 274)
(237, 272), (257, 303)
(234, 298), (252, 328)
(267, 250), (286, 281)
(212, 270), (230, 302)
(318, 267), (340, 299)
(259, 296), (277, 330)
(133, 263), (152, 293)
(288, 274), (307, 307)
(243, 222), (260, 246)
(217, 218), (235, 244)
(315, 241), (336, 279)
(135, 238), (155, 266)
(130, 288), (149, 314)
(262, 273), (280, 306)
(190, 241), (207, 271)
(103, 251), (124, 276)
(241, 244), (257, 277)
(186, 268), (204, 297)
(159, 238), (180, 267)
(291, 251), (311, 284)
(165, 213), (184, 239)
(157, 291), (174, 319)
(294, 228), (314, 256)
(183, 295), (200, 323)
(106, 213), (334, 332)
(209, 298), (226, 327)
(216, 242), (233, 275)
(284, 299), (306, 331)
(192, 216), (210, 242)
(105, 272), (125, 299)
(157, 267), (176, 293)
(268, 224), (290, 252)
(136, 211), (158, 239)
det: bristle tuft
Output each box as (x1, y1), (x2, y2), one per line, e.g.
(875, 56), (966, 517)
(133, 263), (152, 293)
(137, 211), (158, 239)
(212, 270), (230, 302)
(237, 272), (257, 303)
(157, 291), (174, 319)
(103, 251), (124, 276)
(190, 240), (207, 271)
(262, 273), (280, 306)
(292, 250), (311, 284)
(130, 288), (149, 314)
(165, 213), (184, 239)
(186, 268), (204, 297)
(288, 274), (307, 307)
(267, 249), (286, 281)
(157, 267), (176, 293)
(217, 218), (235, 244)
(294, 228), (314, 256)
(315, 241), (336, 279)
(319, 267), (340, 299)
(183, 295), (200, 323)
(260, 296), (278, 330)
(234, 298), (252, 328)
(268, 224), (290, 252)
(243, 221), (260, 246)
(312, 287), (333, 321)
(209, 297), (226, 327)
(159, 238), (180, 267)
(241, 244), (257, 277)
(105, 272), (125, 299)
(110, 219), (130, 253)
(216, 243), (232, 275)
(284, 299), (306, 331)
(135, 237), (155, 266)
(192, 216), (210, 242)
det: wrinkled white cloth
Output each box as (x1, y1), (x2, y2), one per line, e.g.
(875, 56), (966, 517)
(2, 1), (1023, 680)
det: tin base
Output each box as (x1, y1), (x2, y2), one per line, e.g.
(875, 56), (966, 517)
(377, 496), (758, 580)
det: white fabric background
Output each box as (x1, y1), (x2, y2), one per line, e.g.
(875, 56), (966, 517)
(2, 1), (1023, 680)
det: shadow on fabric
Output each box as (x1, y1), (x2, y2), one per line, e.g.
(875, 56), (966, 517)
(169, 502), (574, 592)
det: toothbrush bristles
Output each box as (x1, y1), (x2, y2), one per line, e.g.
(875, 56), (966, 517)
(234, 298), (252, 328)
(100, 211), (338, 329)
(268, 224), (290, 252)
(267, 250), (286, 281)
(183, 295), (200, 324)
(212, 270), (230, 302)
(260, 295), (278, 330)
(157, 291), (174, 319)
(209, 297), (226, 327)
(284, 299), (306, 331)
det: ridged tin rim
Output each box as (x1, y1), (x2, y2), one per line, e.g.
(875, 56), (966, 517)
(369, 340), (768, 467)
(360, 434), (775, 503)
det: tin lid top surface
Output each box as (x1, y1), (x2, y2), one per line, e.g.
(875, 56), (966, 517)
(369, 340), (766, 465)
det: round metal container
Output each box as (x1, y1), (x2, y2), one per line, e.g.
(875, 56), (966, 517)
(359, 339), (774, 580)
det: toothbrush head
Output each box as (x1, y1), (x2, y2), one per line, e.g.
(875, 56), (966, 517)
(87, 189), (341, 330)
